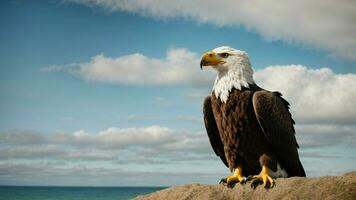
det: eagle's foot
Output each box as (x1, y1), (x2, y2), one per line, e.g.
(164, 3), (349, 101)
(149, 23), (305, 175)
(250, 166), (275, 189)
(219, 167), (247, 188)
(219, 176), (248, 188)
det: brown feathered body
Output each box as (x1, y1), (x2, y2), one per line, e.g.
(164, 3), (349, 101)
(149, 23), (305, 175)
(204, 84), (305, 177)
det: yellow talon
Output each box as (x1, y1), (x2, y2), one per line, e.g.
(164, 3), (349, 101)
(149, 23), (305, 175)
(251, 166), (275, 188)
(227, 167), (245, 184)
(220, 167), (247, 188)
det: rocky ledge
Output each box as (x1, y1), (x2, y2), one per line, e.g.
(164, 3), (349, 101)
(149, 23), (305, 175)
(135, 171), (356, 200)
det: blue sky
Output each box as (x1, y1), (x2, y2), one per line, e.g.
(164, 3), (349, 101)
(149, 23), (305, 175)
(0, 0), (355, 186)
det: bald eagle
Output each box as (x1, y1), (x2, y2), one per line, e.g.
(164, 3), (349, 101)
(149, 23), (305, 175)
(200, 46), (305, 188)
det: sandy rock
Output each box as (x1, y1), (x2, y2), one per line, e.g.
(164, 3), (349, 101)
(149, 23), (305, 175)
(135, 171), (356, 200)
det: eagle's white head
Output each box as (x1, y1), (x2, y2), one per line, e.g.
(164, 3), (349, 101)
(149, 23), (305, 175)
(200, 46), (255, 103)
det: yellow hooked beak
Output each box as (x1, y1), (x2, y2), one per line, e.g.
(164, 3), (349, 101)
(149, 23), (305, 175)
(200, 51), (225, 69)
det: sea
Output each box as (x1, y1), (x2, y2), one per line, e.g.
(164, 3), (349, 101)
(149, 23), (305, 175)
(0, 186), (166, 200)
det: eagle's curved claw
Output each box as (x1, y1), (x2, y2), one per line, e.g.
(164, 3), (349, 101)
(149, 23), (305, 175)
(219, 178), (235, 188)
(250, 176), (275, 189)
(219, 167), (247, 188)
(219, 178), (236, 188)
(250, 166), (275, 189)
(219, 176), (248, 188)
(219, 178), (227, 185)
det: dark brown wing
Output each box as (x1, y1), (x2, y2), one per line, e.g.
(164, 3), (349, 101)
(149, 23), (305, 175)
(203, 96), (228, 167)
(252, 91), (306, 177)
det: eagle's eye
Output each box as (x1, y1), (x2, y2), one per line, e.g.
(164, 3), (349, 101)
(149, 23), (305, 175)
(218, 53), (229, 58)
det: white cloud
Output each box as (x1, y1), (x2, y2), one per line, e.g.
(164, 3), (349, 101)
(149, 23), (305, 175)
(43, 48), (214, 86)
(70, 125), (174, 147)
(255, 65), (356, 124)
(295, 124), (356, 148)
(1, 124), (355, 184)
(0, 162), (225, 186)
(2, 123), (355, 161)
(22, 123), (356, 180)
(0, 126), (211, 161)
(44, 48), (356, 124)
(66, 0), (356, 60)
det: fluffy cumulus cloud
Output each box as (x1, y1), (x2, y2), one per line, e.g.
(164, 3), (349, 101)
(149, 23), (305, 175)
(0, 126), (211, 161)
(58, 126), (174, 148)
(0, 126), (224, 185)
(2, 125), (355, 160)
(1, 123), (355, 184)
(44, 49), (356, 124)
(296, 124), (356, 148)
(255, 65), (356, 124)
(43, 48), (214, 86)
(66, 0), (356, 60)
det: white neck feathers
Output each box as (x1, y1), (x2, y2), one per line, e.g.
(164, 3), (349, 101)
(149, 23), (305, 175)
(212, 61), (254, 103)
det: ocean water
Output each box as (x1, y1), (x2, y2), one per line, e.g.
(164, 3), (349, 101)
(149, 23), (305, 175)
(0, 186), (166, 200)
